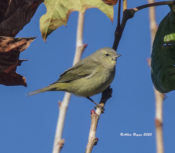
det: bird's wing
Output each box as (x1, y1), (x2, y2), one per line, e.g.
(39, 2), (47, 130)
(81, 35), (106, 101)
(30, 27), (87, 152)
(55, 59), (98, 83)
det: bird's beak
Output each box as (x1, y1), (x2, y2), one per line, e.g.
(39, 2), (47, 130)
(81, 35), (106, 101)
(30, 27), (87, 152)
(113, 54), (121, 60)
(116, 54), (121, 58)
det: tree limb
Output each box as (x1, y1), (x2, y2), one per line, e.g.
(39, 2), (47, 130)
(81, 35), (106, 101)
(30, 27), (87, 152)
(85, 88), (112, 153)
(147, 1), (165, 153)
(85, 1), (173, 153)
(52, 11), (86, 153)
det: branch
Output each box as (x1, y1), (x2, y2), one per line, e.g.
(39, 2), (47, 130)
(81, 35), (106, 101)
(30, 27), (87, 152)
(117, 0), (121, 27)
(85, 88), (112, 153)
(135, 1), (175, 12)
(85, 110), (99, 153)
(148, 0), (157, 44)
(154, 89), (165, 153)
(123, 0), (127, 11)
(52, 11), (86, 153)
(86, 1), (172, 152)
(147, 1), (165, 153)
(113, 0), (175, 50)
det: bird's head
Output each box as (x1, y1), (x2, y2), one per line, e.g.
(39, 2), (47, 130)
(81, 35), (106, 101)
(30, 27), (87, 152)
(94, 48), (121, 67)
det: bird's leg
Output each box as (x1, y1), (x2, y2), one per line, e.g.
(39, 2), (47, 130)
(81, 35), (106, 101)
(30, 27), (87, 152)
(86, 97), (98, 105)
(87, 97), (104, 113)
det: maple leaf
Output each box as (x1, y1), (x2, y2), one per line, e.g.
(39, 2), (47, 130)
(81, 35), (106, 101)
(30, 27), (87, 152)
(0, 36), (35, 86)
(40, 0), (114, 40)
(0, 0), (42, 87)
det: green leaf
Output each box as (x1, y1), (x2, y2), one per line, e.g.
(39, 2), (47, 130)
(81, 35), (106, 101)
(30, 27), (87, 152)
(40, 0), (114, 40)
(151, 11), (175, 93)
(169, 4), (175, 13)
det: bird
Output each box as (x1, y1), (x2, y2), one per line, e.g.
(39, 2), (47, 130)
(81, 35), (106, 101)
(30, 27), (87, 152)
(29, 47), (120, 104)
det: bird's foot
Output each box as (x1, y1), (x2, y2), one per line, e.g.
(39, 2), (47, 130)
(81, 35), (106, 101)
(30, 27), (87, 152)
(95, 103), (105, 113)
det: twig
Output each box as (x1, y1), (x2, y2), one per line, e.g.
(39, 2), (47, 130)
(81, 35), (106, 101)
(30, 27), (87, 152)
(113, 0), (175, 51)
(135, 1), (175, 12)
(148, 0), (157, 44)
(123, 0), (127, 11)
(147, 1), (165, 153)
(154, 90), (165, 153)
(85, 110), (100, 153)
(117, 0), (121, 27)
(85, 88), (112, 153)
(52, 11), (86, 153)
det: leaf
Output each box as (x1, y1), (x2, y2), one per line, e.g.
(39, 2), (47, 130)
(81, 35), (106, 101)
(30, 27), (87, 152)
(0, 36), (35, 86)
(40, 0), (114, 40)
(169, 4), (175, 13)
(151, 11), (175, 93)
(0, 0), (42, 36)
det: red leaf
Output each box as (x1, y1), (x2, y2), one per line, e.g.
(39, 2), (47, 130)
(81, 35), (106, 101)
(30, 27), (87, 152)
(0, 36), (35, 86)
(0, 72), (27, 86)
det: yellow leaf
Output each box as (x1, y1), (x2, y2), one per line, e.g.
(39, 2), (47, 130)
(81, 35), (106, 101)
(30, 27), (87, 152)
(40, 0), (114, 40)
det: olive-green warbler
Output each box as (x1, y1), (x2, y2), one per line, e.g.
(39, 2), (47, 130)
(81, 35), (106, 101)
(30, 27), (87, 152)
(29, 48), (120, 101)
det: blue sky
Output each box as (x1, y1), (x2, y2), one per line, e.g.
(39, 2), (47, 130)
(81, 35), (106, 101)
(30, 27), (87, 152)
(0, 1), (174, 153)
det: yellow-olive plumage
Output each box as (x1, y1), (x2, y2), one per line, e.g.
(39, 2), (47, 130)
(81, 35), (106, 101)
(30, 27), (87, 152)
(29, 48), (120, 97)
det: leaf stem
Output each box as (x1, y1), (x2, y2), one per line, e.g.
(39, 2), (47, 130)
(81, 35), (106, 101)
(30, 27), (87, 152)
(52, 11), (86, 153)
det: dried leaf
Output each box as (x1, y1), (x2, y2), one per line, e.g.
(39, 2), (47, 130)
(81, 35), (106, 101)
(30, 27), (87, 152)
(40, 0), (114, 40)
(151, 11), (175, 93)
(0, 0), (43, 36)
(0, 36), (35, 86)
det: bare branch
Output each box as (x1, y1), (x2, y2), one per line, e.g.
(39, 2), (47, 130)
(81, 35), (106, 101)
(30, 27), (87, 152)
(52, 11), (86, 153)
(147, 1), (165, 153)
(154, 89), (165, 153)
(135, 1), (175, 12)
(112, 9), (135, 50)
(117, 0), (121, 27)
(85, 110), (100, 153)
(123, 0), (127, 11)
(148, 0), (158, 44)
(85, 87), (112, 153)
(113, 0), (175, 51)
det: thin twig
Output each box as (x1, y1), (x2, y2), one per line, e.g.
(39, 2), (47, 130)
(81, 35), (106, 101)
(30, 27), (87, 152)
(154, 90), (165, 153)
(117, 0), (121, 27)
(112, 8), (135, 50)
(52, 11), (86, 153)
(85, 110), (100, 153)
(113, 0), (175, 51)
(148, 0), (157, 44)
(85, 88), (112, 153)
(135, 1), (175, 12)
(123, 0), (127, 11)
(147, 1), (165, 153)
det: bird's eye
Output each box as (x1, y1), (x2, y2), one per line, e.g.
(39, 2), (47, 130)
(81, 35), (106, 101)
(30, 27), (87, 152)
(105, 53), (109, 56)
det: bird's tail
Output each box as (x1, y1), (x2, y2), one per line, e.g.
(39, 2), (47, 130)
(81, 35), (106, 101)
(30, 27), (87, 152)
(28, 85), (57, 96)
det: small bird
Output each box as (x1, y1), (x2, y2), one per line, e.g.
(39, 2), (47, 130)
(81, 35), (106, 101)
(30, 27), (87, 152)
(29, 48), (120, 104)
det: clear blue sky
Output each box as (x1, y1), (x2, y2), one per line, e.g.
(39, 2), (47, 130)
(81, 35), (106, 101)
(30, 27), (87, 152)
(0, 1), (174, 153)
